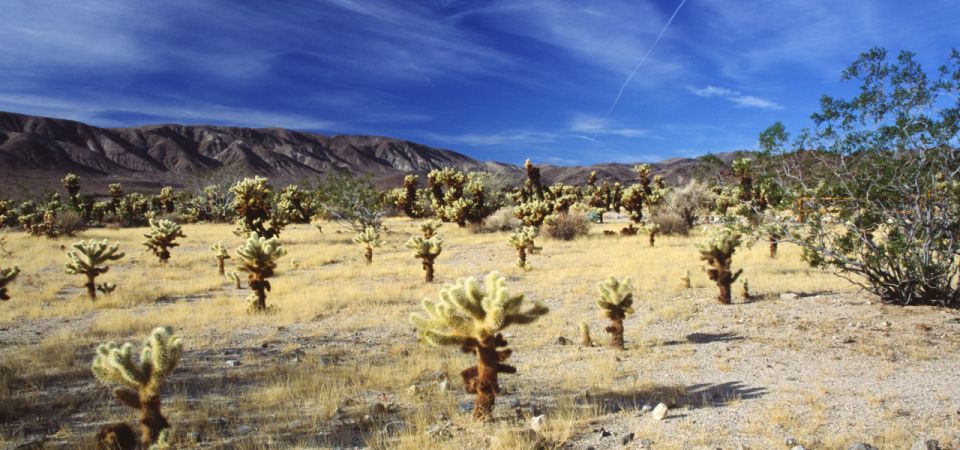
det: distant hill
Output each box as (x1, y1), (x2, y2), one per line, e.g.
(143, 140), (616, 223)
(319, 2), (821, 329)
(0, 111), (742, 196)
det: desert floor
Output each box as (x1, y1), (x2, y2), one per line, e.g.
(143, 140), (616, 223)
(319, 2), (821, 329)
(1, 217), (958, 449)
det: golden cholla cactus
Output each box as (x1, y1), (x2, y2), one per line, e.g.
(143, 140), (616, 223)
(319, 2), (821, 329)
(596, 276), (634, 349)
(410, 272), (548, 420)
(65, 239), (124, 301)
(405, 235), (442, 282)
(0, 264), (20, 301)
(508, 226), (541, 271)
(579, 321), (592, 347)
(697, 227), (743, 304)
(230, 176), (283, 239)
(235, 232), (287, 313)
(92, 326), (182, 448)
(513, 199), (552, 228)
(210, 241), (231, 275)
(420, 219), (443, 238)
(142, 219), (185, 266)
(352, 227), (383, 264)
(644, 223), (661, 247)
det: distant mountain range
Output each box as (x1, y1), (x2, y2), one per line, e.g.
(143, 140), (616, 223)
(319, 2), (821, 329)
(0, 111), (742, 195)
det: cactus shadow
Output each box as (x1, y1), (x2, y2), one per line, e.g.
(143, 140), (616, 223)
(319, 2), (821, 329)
(576, 380), (767, 413)
(662, 332), (744, 346)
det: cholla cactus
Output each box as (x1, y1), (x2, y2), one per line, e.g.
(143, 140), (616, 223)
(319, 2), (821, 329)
(680, 270), (691, 289)
(741, 279), (752, 301)
(644, 223), (661, 247)
(97, 282), (117, 295)
(210, 241), (230, 275)
(227, 271), (242, 289)
(405, 235), (442, 282)
(91, 326), (182, 448)
(143, 219), (185, 265)
(621, 164), (665, 224)
(579, 322), (592, 347)
(410, 272), (548, 420)
(352, 227), (382, 264)
(230, 176), (284, 239)
(596, 276), (634, 349)
(698, 227), (743, 304)
(508, 227), (540, 271)
(513, 200), (552, 228)
(236, 233), (286, 313)
(65, 239), (124, 301)
(420, 219), (442, 238)
(0, 264), (20, 301)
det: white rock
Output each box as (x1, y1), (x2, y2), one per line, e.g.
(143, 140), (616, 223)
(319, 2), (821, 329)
(780, 292), (799, 300)
(437, 380), (449, 392)
(651, 403), (668, 420)
(530, 414), (546, 432)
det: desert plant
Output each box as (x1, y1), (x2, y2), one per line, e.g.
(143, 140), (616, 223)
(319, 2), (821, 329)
(319, 171), (384, 233)
(405, 235), (442, 282)
(508, 227), (540, 271)
(231, 176), (284, 239)
(235, 233), (286, 313)
(420, 219), (442, 238)
(543, 211), (590, 240)
(0, 264), (19, 301)
(210, 241), (230, 276)
(513, 199), (552, 228)
(621, 164), (666, 225)
(740, 279), (752, 301)
(97, 282), (117, 295)
(142, 219), (185, 266)
(389, 175), (430, 218)
(596, 276), (635, 349)
(698, 227), (743, 304)
(644, 223), (661, 247)
(666, 179), (715, 230)
(91, 326), (182, 448)
(649, 209), (690, 236)
(410, 272), (548, 420)
(680, 270), (691, 289)
(65, 239), (125, 301)
(227, 271), (242, 289)
(352, 227), (382, 264)
(579, 322), (592, 347)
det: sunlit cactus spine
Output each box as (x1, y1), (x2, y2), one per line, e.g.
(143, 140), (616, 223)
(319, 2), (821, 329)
(508, 226), (541, 271)
(405, 235), (442, 282)
(142, 219), (185, 266)
(596, 276), (634, 349)
(0, 264), (20, 301)
(698, 227), (744, 304)
(352, 227), (382, 264)
(210, 241), (230, 276)
(91, 326), (182, 448)
(410, 272), (548, 420)
(420, 219), (442, 238)
(236, 232), (286, 313)
(227, 271), (242, 289)
(65, 239), (124, 301)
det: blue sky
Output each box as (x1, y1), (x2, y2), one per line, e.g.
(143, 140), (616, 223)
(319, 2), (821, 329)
(1, 0), (958, 165)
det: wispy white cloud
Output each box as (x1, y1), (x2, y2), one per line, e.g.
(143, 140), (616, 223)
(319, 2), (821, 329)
(688, 85), (782, 110)
(568, 115), (650, 138)
(423, 130), (560, 147)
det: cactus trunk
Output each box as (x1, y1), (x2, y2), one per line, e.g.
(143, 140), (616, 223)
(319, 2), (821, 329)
(605, 318), (625, 349)
(364, 247), (373, 264)
(649, 233), (656, 247)
(769, 238), (778, 258)
(250, 278), (267, 312)
(424, 260), (434, 282)
(138, 392), (169, 447)
(470, 336), (501, 420)
(85, 275), (96, 301)
(718, 282), (731, 304)
(217, 259), (225, 276)
(517, 247), (526, 267)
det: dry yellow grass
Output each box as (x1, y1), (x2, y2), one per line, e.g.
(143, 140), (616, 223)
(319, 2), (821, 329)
(0, 218), (957, 449)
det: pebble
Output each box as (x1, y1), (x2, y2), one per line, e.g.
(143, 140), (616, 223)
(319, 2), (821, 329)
(530, 414), (545, 432)
(652, 403), (668, 420)
(780, 292), (799, 300)
(437, 379), (449, 392)
(458, 401), (473, 413)
(641, 404), (653, 413)
(848, 444), (878, 450)
(791, 446), (806, 450)
(911, 439), (940, 450)
(225, 359), (241, 367)
(621, 432), (634, 445)
(556, 336), (570, 345)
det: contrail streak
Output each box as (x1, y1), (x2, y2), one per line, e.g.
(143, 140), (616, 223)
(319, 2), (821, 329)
(604, 0), (688, 116)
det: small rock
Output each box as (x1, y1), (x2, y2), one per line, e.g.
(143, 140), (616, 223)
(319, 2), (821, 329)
(780, 292), (799, 300)
(225, 359), (241, 367)
(848, 444), (878, 450)
(911, 439), (940, 450)
(621, 432), (634, 445)
(458, 401), (473, 413)
(556, 336), (570, 345)
(841, 336), (856, 344)
(237, 426), (252, 435)
(207, 417), (227, 427)
(530, 414), (545, 432)
(186, 431), (202, 443)
(407, 384), (420, 395)
(791, 446), (807, 450)
(599, 428), (612, 438)
(437, 380), (449, 392)
(651, 403), (668, 420)
(638, 439), (654, 449)
(785, 437), (798, 446)
(641, 404), (653, 413)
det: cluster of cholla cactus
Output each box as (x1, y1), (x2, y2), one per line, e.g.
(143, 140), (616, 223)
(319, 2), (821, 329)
(352, 227), (382, 264)
(698, 227), (744, 304)
(231, 176), (285, 239)
(427, 169), (498, 226)
(275, 184), (319, 224)
(405, 234), (442, 282)
(142, 219), (185, 266)
(0, 263), (19, 301)
(65, 239), (125, 301)
(410, 272), (548, 420)
(210, 241), (230, 275)
(420, 219), (442, 238)
(92, 326), (182, 449)
(235, 233), (286, 313)
(508, 226), (540, 270)
(389, 175), (430, 218)
(595, 276), (635, 349)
